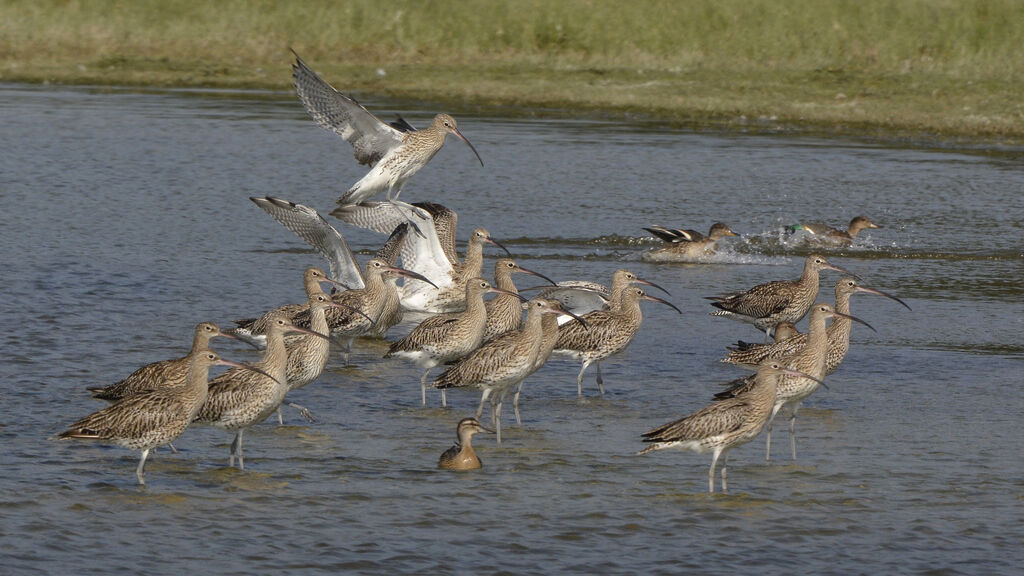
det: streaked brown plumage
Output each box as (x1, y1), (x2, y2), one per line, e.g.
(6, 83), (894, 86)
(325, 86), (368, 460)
(60, 350), (256, 485)
(535, 268), (671, 318)
(642, 222), (739, 262)
(291, 258), (433, 364)
(194, 315), (324, 469)
(87, 322), (235, 402)
(434, 299), (568, 443)
(721, 277), (910, 372)
(715, 303), (872, 461)
(483, 258), (556, 341)
(229, 267), (341, 347)
(707, 254), (856, 338)
(638, 361), (816, 493)
(554, 287), (682, 396)
(386, 278), (514, 406)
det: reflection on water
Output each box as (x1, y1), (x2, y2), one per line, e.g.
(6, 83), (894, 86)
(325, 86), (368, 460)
(0, 84), (1022, 575)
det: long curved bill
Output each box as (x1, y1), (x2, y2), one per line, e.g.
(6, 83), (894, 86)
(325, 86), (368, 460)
(321, 276), (349, 291)
(857, 285), (912, 311)
(484, 235), (513, 258)
(452, 128), (484, 167)
(823, 260), (862, 280)
(285, 324), (332, 340)
(518, 264), (558, 287)
(832, 310), (876, 332)
(216, 330), (239, 341)
(490, 286), (529, 303)
(217, 358), (286, 387)
(557, 308), (589, 330)
(328, 301), (376, 327)
(635, 277), (671, 296)
(642, 293), (682, 314)
(386, 265), (439, 289)
(778, 366), (827, 388)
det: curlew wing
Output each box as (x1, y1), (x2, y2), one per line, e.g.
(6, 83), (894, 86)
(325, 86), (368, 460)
(534, 282), (611, 322)
(641, 398), (750, 444)
(331, 201), (453, 292)
(291, 52), (405, 167)
(708, 281), (793, 320)
(251, 196), (365, 290)
(722, 332), (809, 366)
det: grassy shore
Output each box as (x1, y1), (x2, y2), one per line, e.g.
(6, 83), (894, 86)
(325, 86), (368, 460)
(3, 0), (1022, 143)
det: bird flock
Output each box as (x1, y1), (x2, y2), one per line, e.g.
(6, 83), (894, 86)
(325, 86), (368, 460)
(58, 53), (908, 492)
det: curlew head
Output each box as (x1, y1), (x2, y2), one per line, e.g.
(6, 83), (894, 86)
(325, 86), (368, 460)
(471, 228), (512, 258)
(625, 287), (683, 314)
(614, 269), (672, 296)
(495, 258), (557, 286)
(806, 254), (860, 280)
(432, 113), (483, 167)
(835, 277), (911, 310)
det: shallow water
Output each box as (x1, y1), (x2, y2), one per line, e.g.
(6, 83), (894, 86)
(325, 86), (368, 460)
(1, 84), (1022, 575)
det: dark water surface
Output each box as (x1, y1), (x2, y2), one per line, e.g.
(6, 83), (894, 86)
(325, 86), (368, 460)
(1, 84), (1022, 575)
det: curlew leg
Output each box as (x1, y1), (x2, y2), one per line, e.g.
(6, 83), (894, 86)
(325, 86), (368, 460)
(721, 453), (729, 493)
(576, 360), (592, 396)
(475, 389), (492, 420)
(513, 381), (524, 425)
(765, 404), (782, 462)
(276, 406), (284, 426)
(230, 430), (245, 470)
(420, 368), (431, 405)
(288, 402), (316, 423)
(494, 400), (503, 444)
(595, 362), (605, 395)
(441, 389), (447, 407)
(789, 404), (800, 461)
(708, 447), (723, 493)
(167, 443), (178, 454)
(136, 448), (150, 485)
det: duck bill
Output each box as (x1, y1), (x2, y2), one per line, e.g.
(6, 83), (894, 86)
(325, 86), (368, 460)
(328, 301), (376, 327)
(832, 310), (876, 332)
(857, 286), (911, 311)
(217, 359), (286, 387)
(518, 265), (558, 286)
(635, 277), (671, 296)
(485, 235), (513, 258)
(643, 294), (682, 314)
(477, 424), (495, 434)
(452, 128), (484, 167)
(387, 265), (439, 289)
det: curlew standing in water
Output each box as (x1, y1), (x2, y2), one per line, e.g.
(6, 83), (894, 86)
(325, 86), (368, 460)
(194, 315), (325, 470)
(638, 360), (824, 493)
(290, 258), (434, 364)
(434, 298), (581, 442)
(533, 268), (672, 321)
(277, 292), (369, 424)
(88, 322), (237, 402)
(483, 259), (557, 341)
(385, 278), (517, 406)
(291, 52), (483, 207)
(642, 222), (739, 262)
(230, 267), (345, 348)
(554, 286), (682, 396)
(438, 417), (493, 470)
(60, 350), (270, 485)
(721, 277), (910, 372)
(706, 254), (857, 339)
(715, 303), (873, 461)
(789, 215), (882, 246)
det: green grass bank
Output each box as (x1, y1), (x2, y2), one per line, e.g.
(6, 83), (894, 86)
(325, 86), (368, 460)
(3, 0), (1023, 143)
